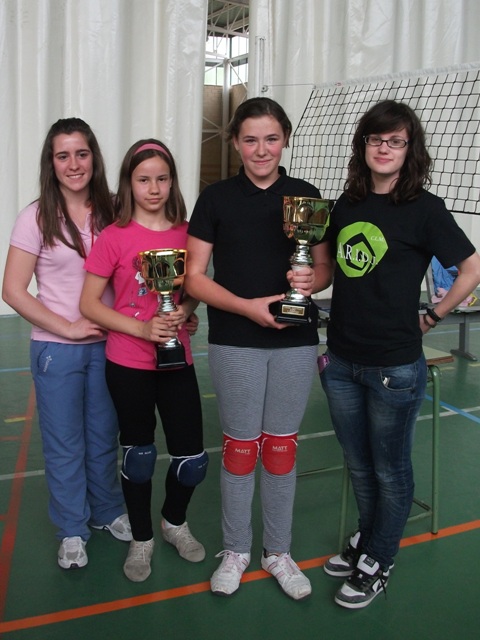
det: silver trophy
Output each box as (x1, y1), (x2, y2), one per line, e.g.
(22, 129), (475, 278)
(139, 248), (187, 369)
(273, 196), (331, 324)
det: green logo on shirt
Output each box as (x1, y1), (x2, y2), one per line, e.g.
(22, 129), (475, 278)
(336, 222), (388, 277)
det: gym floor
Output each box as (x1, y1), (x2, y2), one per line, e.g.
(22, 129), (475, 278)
(1, 306), (479, 640)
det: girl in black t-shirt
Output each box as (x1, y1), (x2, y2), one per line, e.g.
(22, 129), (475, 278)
(321, 100), (480, 609)
(186, 98), (333, 600)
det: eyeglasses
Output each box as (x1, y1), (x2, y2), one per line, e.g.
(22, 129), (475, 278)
(363, 135), (409, 149)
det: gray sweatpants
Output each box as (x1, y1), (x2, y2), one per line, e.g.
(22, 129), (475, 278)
(208, 344), (318, 554)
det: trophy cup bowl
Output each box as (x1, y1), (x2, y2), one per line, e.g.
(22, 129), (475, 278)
(138, 248), (187, 369)
(273, 196), (332, 324)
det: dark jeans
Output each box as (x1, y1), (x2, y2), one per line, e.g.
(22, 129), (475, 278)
(320, 349), (427, 568)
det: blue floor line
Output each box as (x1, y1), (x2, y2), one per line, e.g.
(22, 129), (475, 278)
(424, 393), (480, 424)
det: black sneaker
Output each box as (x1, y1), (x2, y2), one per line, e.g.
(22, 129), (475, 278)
(324, 531), (361, 577)
(334, 553), (389, 609)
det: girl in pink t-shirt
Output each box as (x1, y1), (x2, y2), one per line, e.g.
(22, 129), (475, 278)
(2, 118), (130, 570)
(81, 139), (207, 583)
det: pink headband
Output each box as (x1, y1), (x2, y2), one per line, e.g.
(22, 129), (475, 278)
(134, 143), (171, 159)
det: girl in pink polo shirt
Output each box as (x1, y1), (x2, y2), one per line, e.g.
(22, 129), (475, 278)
(2, 118), (130, 570)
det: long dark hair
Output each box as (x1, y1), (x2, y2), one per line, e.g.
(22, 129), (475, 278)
(115, 139), (187, 227)
(225, 97), (292, 147)
(38, 117), (114, 257)
(345, 100), (432, 203)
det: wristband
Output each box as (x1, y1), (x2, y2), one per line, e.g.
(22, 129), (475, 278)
(423, 313), (436, 329)
(426, 307), (443, 323)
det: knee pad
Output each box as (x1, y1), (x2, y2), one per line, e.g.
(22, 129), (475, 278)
(122, 444), (157, 483)
(170, 450), (209, 487)
(261, 433), (297, 475)
(222, 435), (261, 475)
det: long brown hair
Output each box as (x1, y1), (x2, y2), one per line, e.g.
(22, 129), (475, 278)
(114, 139), (187, 227)
(38, 118), (114, 257)
(345, 100), (432, 204)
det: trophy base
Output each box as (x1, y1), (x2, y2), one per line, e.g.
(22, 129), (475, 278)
(270, 299), (312, 325)
(156, 343), (187, 370)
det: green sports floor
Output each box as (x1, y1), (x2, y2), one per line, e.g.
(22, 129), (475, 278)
(1, 306), (479, 640)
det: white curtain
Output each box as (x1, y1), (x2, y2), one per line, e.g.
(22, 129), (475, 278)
(0, 0), (207, 315)
(248, 0), (480, 253)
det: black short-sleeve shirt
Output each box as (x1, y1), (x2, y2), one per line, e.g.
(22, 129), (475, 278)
(324, 189), (476, 365)
(188, 166), (322, 348)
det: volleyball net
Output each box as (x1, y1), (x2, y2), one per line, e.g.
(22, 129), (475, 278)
(289, 63), (480, 214)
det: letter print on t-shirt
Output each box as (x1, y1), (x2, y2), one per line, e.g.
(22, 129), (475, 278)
(336, 222), (388, 278)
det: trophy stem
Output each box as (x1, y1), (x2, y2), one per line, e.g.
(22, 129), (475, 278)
(158, 293), (176, 313)
(283, 248), (313, 304)
(284, 288), (307, 302)
(292, 246), (312, 266)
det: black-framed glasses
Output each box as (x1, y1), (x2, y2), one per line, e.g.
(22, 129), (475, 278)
(364, 135), (409, 149)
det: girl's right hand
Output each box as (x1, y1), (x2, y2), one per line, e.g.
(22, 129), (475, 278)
(185, 312), (199, 335)
(68, 317), (105, 340)
(245, 294), (292, 329)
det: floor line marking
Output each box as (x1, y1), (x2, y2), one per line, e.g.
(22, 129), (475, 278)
(424, 394), (480, 424)
(0, 383), (36, 622)
(1, 519), (479, 634)
(2, 407), (480, 483)
(0, 367), (30, 374)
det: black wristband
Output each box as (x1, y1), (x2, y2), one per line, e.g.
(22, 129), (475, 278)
(423, 313), (436, 329)
(426, 307), (443, 323)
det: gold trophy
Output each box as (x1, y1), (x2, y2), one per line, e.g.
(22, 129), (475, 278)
(273, 196), (331, 324)
(139, 248), (187, 369)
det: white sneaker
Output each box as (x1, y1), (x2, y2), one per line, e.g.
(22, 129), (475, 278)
(210, 550), (251, 596)
(91, 513), (132, 542)
(58, 536), (88, 569)
(123, 539), (155, 582)
(161, 520), (205, 562)
(261, 552), (311, 600)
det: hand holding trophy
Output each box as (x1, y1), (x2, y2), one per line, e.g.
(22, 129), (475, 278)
(273, 196), (331, 324)
(139, 248), (187, 369)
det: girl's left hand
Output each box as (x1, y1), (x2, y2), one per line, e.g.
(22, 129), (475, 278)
(159, 305), (187, 329)
(419, 314), (434, 334)
(287, 266), (315, 297)
(144, 315), (178, 343)
(145, 306), (188, 343)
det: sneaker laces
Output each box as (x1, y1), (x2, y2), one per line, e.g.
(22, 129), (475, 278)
(268, 553), (303, 579)
(62, 537), (85, 556)
(262, 553), (311, 600)
(350, 566), (388, 600)
(168, 523), (197, 549)
(128, 540), (153, 562)
(215, 550), (249, 574)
